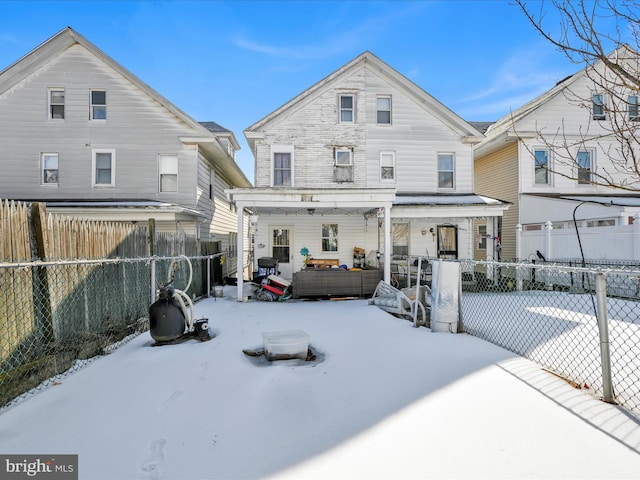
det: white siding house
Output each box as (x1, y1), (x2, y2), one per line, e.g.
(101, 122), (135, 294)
(474, 45), (640, 262)
(228, 51), (509, 299)
(0, 27), (251, 244)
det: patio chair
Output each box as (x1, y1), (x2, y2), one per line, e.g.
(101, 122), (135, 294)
(369, 280), (429, 327)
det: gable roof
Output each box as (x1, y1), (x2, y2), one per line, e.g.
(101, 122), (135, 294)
(0, 27), (250, 187)
(244, 51), (484, 149)
(475, 44), (638, 157)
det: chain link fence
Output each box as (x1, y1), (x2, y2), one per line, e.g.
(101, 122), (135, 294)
(0, 254), (222, 409)
(459, 259), (640, 417)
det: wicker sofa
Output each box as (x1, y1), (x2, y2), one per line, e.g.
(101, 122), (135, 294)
(292, 268), (383, 298)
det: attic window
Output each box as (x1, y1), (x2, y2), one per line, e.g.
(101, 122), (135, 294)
(91, 90), (107, 120)
(592, 94), (606, 120)
(49, 88), (65, 120)
(377, 96), (391, 124)
(629, 95), (639, 121)
(339, 94), (355, 123)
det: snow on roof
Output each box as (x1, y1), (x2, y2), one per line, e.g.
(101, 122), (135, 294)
(393, 194), (507, 206)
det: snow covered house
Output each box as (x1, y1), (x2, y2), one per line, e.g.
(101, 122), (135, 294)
(0, 27), (251, 250)
(227, 51), (509, 298)
(474, 45), (640, 263)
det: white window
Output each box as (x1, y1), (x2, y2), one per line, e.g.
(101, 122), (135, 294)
(322, 224), (338, 252)
(437, 153), (455, 188)
(339, 94), (355, 123)
(592, 94), (606, 120)
(534, 149), (550, 185)
(577, 149), (593, 185)
(377, 96), (391, 124)
(92, 149), (115, 187)
(49, 88), (65, 119)
(477, 224), (487, 250)
(41, 153), (59, 185)
(273, 152), (292, 187)
(335, 148), (352, 166)
(392, 223), (409, 257)
(90, 89), (107, 120)
(380, 151), (395, 181)
(159, 154), (178, 192)
(629, 95), (639, 121)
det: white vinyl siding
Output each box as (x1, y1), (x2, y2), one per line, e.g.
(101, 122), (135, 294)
(159, 154), (178, 192)
(92, 149), (115, 187)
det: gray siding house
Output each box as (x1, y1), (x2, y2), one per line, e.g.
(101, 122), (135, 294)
(0, 27), (251, 244)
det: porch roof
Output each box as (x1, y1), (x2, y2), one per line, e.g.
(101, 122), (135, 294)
(391, 193), (511, 218)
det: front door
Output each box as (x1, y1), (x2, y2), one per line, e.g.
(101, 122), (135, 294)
(271, 226), (293, 279)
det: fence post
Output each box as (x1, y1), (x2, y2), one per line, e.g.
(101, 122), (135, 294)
(595, 273), (615, 404)
(150, 257), (157, 305)
(29, 202), (54, 340)
(207, 256), (211, 298)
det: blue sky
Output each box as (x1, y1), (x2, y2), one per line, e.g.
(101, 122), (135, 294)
(0, 1), (620, 179)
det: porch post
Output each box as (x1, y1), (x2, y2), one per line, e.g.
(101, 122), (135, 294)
(516, 224), (523, 261)
(545, 220), (553, 261)
(383, 204), (391, 284)
(236, 203), (246, 302)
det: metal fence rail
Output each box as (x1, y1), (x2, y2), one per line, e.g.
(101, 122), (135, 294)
(459, 259), (640, 416)
(0, 254), (222, 409)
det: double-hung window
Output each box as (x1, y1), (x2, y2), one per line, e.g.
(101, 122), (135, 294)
(437, 153), (455, 189)
(629, 95), (639, 121)
(592, 94), (606, 120)
(339, 94), (355, 123)
(159, 154), (178, 192)
(321, 224), (338, 252)
(273, 151), (292, 187)
(392, 223), (409, 257)
(534, 149), (550, 185)
(49, 88), (65, 119)
(92, 149), (115, 187)
(577, 149), (593, 185)
(380, 151), (395, 181)
(41, 153), (59, 185)
(90, 89), (107, 120)
(376, 96), (391, 124)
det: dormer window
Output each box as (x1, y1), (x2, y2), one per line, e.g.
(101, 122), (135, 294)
(592, 94), (606, 120)
(339, 94), (355, 123)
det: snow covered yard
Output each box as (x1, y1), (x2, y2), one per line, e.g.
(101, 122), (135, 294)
(1, 286), (639, 479)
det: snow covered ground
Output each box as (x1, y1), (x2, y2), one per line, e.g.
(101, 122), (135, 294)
(1, 285), (639, 479)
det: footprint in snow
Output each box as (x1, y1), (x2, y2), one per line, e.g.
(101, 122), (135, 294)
(159, 391), (183, 411)
(141, 438), (166, 479)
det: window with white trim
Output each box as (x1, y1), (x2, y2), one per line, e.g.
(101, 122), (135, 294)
(92, 149), (115, 187)
(477, 224), (487, 250)
(90, 89), (107, 120)
(534, 149), (550, 184)
(629, 95), (639, 121)
(437, 153), (455, 188)
(49, 88), (65, 119)
(321, 224), (338, 252)
(273, 151), (292, 187)
(577, 149), (593, 185)
(392, 223), (409, 257)
(376, 96), (391, 124)
(592, 94), (606, 120)
(380, 151), (395, 181)
(41, 153), (59, 185)
(339, 94), (355, 123)
(159, 154), (178, 192)
(335, 148), (352, 166)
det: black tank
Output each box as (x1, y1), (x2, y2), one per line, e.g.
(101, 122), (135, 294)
(149, 286), (186, 342)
